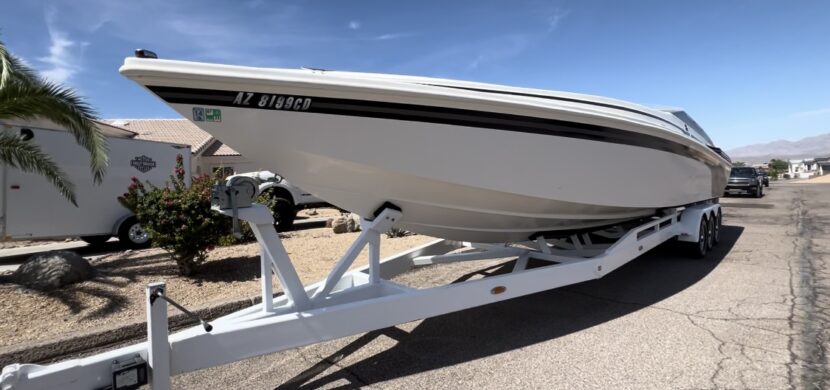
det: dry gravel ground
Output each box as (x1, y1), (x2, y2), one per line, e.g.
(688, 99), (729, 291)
(0, 239), (72, 250)
(0, 223), (433, 349)
(801, 174), (830, 184)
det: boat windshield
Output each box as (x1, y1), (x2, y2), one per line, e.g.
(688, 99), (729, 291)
(664, 110), (715, 146)
(730, 167), (756, 178)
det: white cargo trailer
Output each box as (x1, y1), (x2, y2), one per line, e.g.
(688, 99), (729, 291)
(0, 121), (191, 248)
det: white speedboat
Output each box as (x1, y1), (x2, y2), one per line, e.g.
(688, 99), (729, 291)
(120, 53), (731, 242)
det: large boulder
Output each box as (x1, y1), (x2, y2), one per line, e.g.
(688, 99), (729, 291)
(332, 216), (349, 234)
(331, 213), (362, 234)
(12, 251), (95, 291)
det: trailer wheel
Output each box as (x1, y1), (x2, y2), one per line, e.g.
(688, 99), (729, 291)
(706, 213), (716, 250)
(269, 197), (296, 231)
(118, 217), (151, 249)
(259, 189), (297, 230)
(712, 209), (722, 246)
(690, 216), (709, 258)
(80, 235), (111, 246)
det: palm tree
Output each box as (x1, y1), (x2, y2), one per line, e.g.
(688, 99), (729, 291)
(0, 39), (107, 206)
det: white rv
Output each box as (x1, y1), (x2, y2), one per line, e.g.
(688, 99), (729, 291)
(0, 120), (191, 248)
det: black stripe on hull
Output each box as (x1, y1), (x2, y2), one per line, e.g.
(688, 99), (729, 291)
(419, 83), (690, 134)
(146, 85), (728, 197)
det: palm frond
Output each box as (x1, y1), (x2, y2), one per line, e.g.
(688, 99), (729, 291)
(0, 79), (108, 183)
(0, 132), (76, 205)
(0, 40), (39, 89)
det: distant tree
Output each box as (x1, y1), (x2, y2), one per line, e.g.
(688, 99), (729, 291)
(733, 161), (747, 167)
(0, 39), (107, 205)
(768, 158), (790, 180)
(769, 159), (789, 171)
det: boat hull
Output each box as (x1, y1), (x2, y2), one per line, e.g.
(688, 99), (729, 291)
(121, 60), (730, 242)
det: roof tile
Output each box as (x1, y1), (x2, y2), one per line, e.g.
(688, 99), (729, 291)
(103, 119), (217, 153)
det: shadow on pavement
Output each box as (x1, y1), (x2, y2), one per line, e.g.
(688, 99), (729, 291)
(275, 225), (744, 390)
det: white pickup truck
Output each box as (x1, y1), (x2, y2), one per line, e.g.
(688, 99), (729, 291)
(231, 171), (330, 229)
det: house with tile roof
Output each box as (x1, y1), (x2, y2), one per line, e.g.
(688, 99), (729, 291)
(105, 119), (261, 176)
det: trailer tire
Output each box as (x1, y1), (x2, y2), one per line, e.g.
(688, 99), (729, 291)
(118, 217), (151, 249)
(712, 209), (722, 246)
(269, 197), (296, 231)
(706, 213), (716, 250)
(80, 235), (111, 246)
(690, 216), (709, 258)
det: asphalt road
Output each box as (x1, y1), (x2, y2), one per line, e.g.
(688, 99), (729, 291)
(171, 182), (829, 389)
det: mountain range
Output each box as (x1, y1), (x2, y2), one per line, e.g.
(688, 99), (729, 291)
(726, 132), (830, 163)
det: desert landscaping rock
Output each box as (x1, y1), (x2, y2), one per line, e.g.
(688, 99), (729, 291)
(12, 251), (95, 291)
(331, 216), (348, 234)
(331, 213), (362, 234)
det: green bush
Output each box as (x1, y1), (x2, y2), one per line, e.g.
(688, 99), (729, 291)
(119, 154), (228, 276)
(217, 222), (255, 247)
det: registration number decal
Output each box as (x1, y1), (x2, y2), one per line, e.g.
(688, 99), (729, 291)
(232, 92), (312, 111)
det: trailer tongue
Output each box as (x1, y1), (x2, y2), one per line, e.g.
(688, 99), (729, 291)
(0, 178), (722, 390)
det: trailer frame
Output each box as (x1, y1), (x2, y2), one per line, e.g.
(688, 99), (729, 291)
(1, 195), (722, 390)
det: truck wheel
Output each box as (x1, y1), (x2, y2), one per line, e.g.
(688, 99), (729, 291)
(118, 217), (151, 249)
(755, 185), (762, 198)
(690, 216), (709, 258)
(80, 235), (111, 246)
(269, 197), (296, 231)
(712, 210), (722, 245)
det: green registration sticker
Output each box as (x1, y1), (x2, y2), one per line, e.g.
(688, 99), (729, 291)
(206, 108), (222, 122)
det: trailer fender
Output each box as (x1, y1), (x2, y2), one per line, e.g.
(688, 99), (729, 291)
(112, 213), (135, 236)
(676, 203), (721, 243)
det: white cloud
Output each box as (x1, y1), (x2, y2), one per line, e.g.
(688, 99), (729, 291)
(791, 107), (830, 118)
(47, 0), (346, 65)
(546, 8), (570, 32)
(348, 20), (361, 30)
(395, 7), (568, 74)
(467, 55), (484, 70)
(38, 9), (85, 84)
(374, 32), (416, 41)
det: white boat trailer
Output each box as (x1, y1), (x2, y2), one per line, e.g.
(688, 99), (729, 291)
(0, 179), (723, 390)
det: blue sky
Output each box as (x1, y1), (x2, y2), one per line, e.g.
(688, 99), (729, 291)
(2, 0), (829, 150)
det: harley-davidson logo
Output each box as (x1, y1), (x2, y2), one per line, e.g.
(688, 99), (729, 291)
(130, 155), (157, 173)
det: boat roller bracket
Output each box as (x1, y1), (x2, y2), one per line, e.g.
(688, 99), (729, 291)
(0, 187), (721, 390)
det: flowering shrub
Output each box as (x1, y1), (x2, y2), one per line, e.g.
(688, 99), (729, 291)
(119, 154), (227, 276)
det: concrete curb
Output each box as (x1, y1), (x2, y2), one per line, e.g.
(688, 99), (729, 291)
(0, 293), (272, 367)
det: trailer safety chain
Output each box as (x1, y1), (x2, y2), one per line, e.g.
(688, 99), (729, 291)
(150, 288), (213, 332)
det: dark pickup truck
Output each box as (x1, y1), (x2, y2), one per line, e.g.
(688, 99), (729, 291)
(724, 167), (764, 198)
